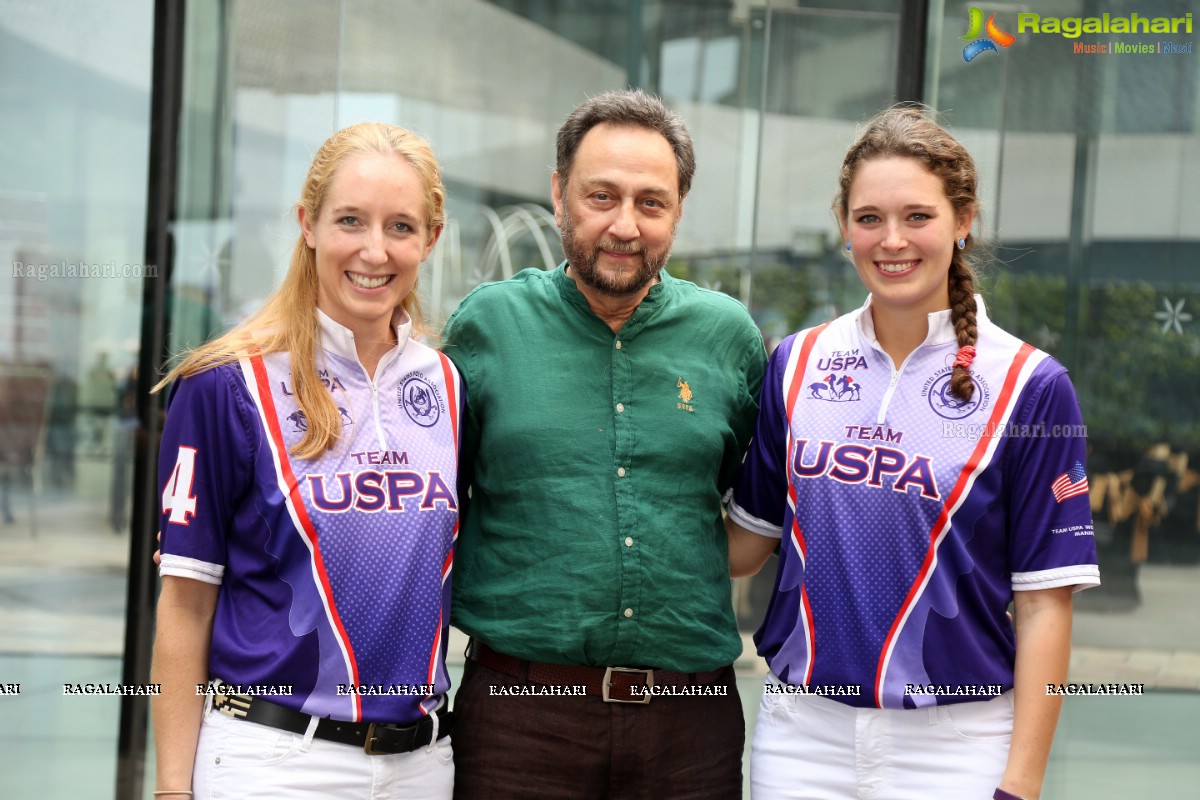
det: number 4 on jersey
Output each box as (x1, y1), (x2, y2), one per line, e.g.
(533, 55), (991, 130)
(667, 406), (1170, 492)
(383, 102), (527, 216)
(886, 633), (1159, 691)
(163, 446), (199, 525)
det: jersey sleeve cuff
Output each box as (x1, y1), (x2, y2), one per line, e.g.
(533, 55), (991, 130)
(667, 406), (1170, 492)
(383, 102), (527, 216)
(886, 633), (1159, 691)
(160, 554), (225, 585)
(726, 501), (783, 539)
(1012, 565), (1100, 592)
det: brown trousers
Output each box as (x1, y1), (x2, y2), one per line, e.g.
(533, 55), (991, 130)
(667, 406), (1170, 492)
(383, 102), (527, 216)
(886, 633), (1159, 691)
(451, 658), (745, 799)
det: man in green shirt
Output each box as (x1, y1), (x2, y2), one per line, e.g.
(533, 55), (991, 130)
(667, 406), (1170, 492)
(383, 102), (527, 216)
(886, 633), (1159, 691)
(443, 89), (767, 799)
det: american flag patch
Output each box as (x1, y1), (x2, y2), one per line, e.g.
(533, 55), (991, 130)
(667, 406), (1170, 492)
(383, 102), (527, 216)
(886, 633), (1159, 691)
(1051, 461), (1089, 503)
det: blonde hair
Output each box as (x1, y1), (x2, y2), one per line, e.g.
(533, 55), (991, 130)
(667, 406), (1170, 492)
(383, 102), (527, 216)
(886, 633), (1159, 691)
(154, 123), (446, 459)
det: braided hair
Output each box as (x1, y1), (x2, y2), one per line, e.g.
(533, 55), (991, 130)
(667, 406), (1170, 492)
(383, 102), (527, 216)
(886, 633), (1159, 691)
(834, 106), (981, 402)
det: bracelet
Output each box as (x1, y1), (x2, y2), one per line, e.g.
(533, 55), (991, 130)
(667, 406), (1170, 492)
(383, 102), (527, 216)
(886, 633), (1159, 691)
(153, 792), (193, 797)
(993, 790), (1025, 800)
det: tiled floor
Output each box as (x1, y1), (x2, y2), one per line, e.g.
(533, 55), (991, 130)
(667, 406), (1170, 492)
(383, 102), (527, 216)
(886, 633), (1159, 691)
(2, 507), (1200, 798)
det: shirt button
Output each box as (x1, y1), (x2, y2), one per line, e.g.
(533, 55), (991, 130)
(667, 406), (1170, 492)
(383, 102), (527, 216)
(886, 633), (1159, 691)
(624, 536), (633, 547)
(617, 467), (626, 478)
(615, 341), (622, 350)
(623, 608), (634, 618)
(616, 403), (625, 413)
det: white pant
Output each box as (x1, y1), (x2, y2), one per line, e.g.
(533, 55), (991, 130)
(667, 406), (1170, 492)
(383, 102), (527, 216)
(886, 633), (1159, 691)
(751, 673), (1013, 800)
(191, 699), (454, 799)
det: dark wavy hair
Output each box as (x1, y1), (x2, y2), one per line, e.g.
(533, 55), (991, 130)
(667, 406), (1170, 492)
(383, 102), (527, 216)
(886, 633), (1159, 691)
(834, 105), (982, 402)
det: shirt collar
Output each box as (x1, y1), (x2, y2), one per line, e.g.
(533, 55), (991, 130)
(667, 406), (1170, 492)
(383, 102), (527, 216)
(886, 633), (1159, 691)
(316, 308), (412, 368)
(552, 261), (671, 323)
(854, 293), (989, 349)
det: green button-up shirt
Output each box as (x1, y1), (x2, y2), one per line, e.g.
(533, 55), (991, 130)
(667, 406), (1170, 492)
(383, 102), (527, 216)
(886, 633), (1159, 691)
(442, 265), (766, 672)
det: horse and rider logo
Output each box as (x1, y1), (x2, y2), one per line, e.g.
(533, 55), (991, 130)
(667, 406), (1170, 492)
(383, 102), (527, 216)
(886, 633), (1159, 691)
(288, 407), (353, 432)
(677, 376), (695, 412)
(808, 373), (862, 402)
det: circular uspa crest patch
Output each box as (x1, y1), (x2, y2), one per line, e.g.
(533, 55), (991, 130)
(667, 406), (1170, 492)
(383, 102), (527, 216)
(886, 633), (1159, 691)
(398, 373), (442, 427)
(925, 370), (989, 420)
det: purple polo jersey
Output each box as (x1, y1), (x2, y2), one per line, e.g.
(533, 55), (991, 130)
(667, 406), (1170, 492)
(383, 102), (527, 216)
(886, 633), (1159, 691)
(728, 297), (1099, 709)
(158, 314), (462, 724)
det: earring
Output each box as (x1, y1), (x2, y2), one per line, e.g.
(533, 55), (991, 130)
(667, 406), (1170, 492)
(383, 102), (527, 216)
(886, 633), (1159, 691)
(845, 241), (852, 252)
(956, 237), (966, 250)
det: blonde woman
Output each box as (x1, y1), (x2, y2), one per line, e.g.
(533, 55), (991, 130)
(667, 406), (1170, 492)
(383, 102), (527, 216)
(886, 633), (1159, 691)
(151, 124), (461, 799)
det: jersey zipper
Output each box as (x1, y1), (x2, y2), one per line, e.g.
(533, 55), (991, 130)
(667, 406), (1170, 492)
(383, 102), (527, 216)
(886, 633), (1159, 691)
(875, 349), (921, 426)
(367, 376), (389, 449)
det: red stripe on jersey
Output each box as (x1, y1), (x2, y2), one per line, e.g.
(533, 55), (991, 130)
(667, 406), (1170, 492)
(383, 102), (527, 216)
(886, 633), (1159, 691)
(437, 352), (460, 459)
(248, 353), (363, 720)
(782, 324), (829, 686)
(782, 323), (830, 563)
(434, 353), (459, 578)
(785, 463), (816, 683)
(783, 324), (830, 422)
(784, 440), (807, 562)
(423, 609), (444, 715)
(427, 548), (456, 691)
(799, 569), (816, 685)
(425, 352), (460, 699)
(436, 353), (459, 580)
(874, 343), (1035, 708)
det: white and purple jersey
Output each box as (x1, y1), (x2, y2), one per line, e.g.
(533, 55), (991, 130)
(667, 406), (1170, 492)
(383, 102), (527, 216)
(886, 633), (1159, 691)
(158, 311), (462, 725)
(729, 296), (1099, 709)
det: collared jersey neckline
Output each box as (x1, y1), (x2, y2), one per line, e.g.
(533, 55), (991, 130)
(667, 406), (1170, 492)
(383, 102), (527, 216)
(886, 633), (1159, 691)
(316, 307), (412, 372)
(853, 293), (990, 351)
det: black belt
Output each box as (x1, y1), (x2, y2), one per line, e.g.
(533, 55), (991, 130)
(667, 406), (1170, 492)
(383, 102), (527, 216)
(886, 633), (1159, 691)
(212, 689), (451, 755)
(469, 641), (728, 704)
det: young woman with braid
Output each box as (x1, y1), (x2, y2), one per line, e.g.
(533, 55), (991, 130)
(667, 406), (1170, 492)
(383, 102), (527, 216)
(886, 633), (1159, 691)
(725, 106), (1099, 800)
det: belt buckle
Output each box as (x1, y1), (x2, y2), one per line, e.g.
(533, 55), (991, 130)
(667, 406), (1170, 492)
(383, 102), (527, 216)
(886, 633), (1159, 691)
(363, 722), (385, 755)
(213, 690), (251, 719)
(603, 666), (653, 704)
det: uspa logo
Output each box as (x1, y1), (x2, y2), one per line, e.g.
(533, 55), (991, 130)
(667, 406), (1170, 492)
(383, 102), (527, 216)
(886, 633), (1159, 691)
(961, 6), (1016, 62)
(398, 373), (444, 428)
(922, 368), (991, 420)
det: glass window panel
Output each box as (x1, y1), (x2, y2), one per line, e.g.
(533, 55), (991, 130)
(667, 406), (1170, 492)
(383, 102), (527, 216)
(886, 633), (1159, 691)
(0, 1), (153, 796)
(745, 2), (904, 345)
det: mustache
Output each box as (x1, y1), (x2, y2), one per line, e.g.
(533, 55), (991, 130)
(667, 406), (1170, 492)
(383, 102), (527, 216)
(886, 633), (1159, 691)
(595, 241), (643, 255)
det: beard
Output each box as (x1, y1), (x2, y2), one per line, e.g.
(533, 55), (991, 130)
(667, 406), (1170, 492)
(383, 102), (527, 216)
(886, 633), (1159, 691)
(560, 204), (676, 298)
